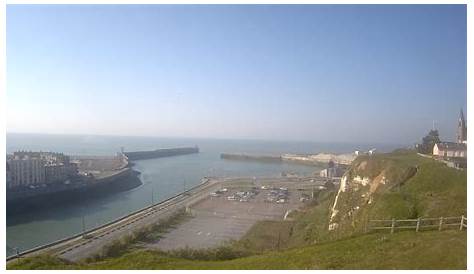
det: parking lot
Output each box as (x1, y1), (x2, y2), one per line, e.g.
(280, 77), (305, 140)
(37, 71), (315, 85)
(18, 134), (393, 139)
(148, 183), (312, 251)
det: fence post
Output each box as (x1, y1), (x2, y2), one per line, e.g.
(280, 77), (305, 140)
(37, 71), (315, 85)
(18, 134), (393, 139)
(391, 218), (395, 234)
(460, 215), (464, 231)
(438, 217), (443, 231)
(416, 218), (421, 232)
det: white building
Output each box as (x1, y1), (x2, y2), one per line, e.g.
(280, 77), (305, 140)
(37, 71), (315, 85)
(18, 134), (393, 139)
(433, 142), (467, 158)
(320, 167), (345, 178)
(8, 158), (46, 188)
(7, 151), (77, 189)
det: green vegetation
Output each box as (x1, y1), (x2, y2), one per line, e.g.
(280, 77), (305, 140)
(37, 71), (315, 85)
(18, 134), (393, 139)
(165, 244), (254, 261)
(8, 150), (466, 270)
(236, 189), (337, 253)
(331, 150), (466, 236)
(86, 208), (191, 262)
(8, 230), (466, 270)
(416, 130), (441, 154)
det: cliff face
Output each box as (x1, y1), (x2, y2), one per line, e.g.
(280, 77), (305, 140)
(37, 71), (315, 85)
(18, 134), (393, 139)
(328, 153), (417, 234)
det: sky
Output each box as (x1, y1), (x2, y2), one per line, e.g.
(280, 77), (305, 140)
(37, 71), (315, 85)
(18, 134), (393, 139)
(6, 5), (467, 144)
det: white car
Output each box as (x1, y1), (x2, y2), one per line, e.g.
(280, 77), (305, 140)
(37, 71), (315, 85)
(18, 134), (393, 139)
(227, 196), (236, 201)
(210, 192), (219, 197)
(276, 199), (286, 204)
(221, 188), (228, 192)
(260, 186), (268, 189)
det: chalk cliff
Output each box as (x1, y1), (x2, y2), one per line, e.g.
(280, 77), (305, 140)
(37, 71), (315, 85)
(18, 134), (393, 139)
(328, 152), (417, 234)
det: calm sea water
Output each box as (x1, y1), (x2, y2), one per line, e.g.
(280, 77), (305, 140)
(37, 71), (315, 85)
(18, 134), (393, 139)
(6, 133), (402, 256)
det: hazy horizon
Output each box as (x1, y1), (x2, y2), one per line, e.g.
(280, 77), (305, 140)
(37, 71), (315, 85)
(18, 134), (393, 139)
(7, 5), (467, 144)
(6, 131), (407, 147)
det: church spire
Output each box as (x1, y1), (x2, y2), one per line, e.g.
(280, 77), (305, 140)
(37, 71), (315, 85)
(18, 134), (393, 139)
(457, 108), (467, 143)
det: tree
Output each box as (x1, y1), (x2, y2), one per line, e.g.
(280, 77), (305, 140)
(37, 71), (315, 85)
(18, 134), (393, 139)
(417, 130), (441, 154)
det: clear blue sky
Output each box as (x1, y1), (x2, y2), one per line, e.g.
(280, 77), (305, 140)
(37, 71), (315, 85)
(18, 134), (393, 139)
(6, 5), (466, 144)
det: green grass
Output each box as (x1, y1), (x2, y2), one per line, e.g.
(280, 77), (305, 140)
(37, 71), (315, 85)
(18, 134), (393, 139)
(331, 150), (466, 236)
(236, 190), (337, 253)
(8, 230), (466, 270)
(369, 151), (466, 219)
(85, 208), (191, 262)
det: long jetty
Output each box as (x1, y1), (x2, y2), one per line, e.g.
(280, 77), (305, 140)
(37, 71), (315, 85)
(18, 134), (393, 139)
(220, 153), (282, 163)
(124, 147), (199, 161)
(221, 152), (355, 166)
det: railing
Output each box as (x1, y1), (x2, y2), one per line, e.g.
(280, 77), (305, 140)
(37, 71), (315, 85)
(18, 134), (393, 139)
(368, 215), (467, 233)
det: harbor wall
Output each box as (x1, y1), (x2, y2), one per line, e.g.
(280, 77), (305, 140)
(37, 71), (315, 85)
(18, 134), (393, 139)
(220, 153), (282, 163)
(220, 153), (355, 166)
(124, 147), (199, 161)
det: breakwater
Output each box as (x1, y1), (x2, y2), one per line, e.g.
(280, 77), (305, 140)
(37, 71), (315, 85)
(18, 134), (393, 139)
(220, 153), (282, 163)
(221, 152), (356, 166)
(124, 147), (199, 161)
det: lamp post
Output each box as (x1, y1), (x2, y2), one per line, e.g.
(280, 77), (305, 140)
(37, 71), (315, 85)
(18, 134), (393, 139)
(151, 186), (154, 206)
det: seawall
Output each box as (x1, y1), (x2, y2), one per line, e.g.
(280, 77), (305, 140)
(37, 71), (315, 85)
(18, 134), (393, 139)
(220, 153), (282, 163)
(221, 152), (355, 166)
(6, 168), (140, 215)
(124, 147), (199, 161)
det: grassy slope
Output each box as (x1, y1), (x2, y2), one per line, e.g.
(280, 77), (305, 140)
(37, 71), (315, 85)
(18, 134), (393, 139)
(236, 189), (337, 252)
(331, 150), (466, 236)
(366, 151), (466, 220)
(9, 230), (466, 270)
(8, 150), (467, 270)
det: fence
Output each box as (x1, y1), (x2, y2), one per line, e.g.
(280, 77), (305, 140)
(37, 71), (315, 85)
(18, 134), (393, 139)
(368, 215), (467, 234)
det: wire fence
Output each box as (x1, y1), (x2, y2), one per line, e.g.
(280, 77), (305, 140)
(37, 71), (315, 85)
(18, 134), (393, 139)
(368, 215), (467, 233)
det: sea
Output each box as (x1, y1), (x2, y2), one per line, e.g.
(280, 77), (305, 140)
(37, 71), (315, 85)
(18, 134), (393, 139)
(5, 133), (403, 256)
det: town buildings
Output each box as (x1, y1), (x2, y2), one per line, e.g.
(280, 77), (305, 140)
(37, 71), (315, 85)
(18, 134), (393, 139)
(433, 142), (467, 158)
(6, 151), (78, 189)
(319, 160), (345, 178)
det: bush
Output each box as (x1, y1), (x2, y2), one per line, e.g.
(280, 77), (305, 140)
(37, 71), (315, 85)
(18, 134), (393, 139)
(167, 244), (254, 261)
(89, 208), (190, 262)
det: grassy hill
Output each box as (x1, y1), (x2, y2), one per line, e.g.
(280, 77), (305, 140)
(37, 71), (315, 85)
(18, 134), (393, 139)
(8, 150), (467, 270)
(328, 150), (466, 237)
(8, 230), (466, 270)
